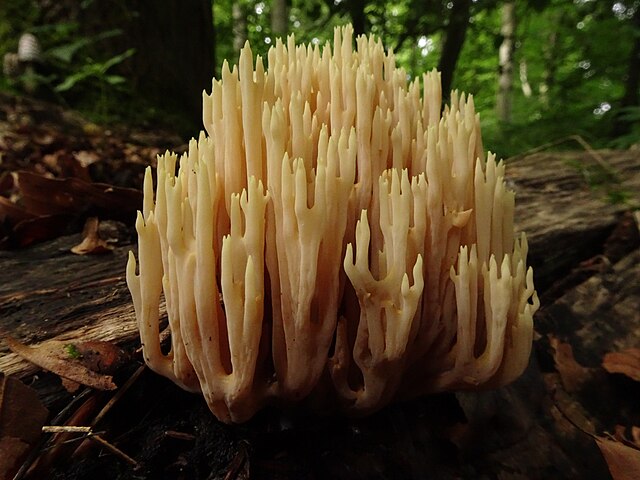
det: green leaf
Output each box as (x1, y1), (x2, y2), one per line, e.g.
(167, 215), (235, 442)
(101, 48), (136, 72)
(54, 71), (90, 92)
(48, 38), (92, 63)
(47, 29), (124, 63)
(104, 74), (126, 85)
(64, 343), (82, 359)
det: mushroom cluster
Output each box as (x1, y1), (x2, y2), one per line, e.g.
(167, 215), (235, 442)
(127, 25), (539, 423)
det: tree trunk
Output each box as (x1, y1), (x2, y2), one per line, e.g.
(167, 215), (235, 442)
(519, 59), (532, 98)
(232, 1), (248, 52)
(82, 0), (215, 134)
(539, 11), (559, 107)
(271, 0), (288, 39)
(497, 1), (516, 122)
(437, 0), (472, 98)
(36, 1), (216, 134)
(347, 0), (367, 36)
(612, 5), (640, 137)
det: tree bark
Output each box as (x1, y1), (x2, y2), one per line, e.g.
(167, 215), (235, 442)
(437, 0), (472, 98)
(82, 0), (215, 134)
(232, 1), (248, 52)
(519, 59), (532, 98)
(347, 0), (367, 36)
(271, 0), (288, 39)
(612, 4), (640, 137)
(539, 11), (559, 107)
(497, 1), (516, 122)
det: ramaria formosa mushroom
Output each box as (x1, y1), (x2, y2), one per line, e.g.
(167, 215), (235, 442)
(126, 25), (539, 424)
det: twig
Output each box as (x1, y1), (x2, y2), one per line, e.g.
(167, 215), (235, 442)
(92, 364), (145, 427)
(39, 427), (139, 468)
(507, 134), (581, 161)
(570, 135), (612, 172)
(221, 441), (249, 480)
(90, 434), (139, 468)
(164, 430), (196, 441)
(549, 384), (599, 441)
(507, 134), (619, 179)
(15, 365), (145, 479)
(12, 388), (94, 480)
(42, 426), (92, 433)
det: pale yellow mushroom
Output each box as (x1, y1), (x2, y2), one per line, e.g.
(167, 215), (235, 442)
(126, 25), (539, 423)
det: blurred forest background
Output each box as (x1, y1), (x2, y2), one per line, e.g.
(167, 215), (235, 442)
(1, 0), (639, 158)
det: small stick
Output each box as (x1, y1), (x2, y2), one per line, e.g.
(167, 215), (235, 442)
(508, 134), (618, 177)
(90, 434), (139, 468)
(164, 430), (196, 441)
(42, 426), (92, 433)
(92, 364), (146, 427)
(12, 389), (94, 480)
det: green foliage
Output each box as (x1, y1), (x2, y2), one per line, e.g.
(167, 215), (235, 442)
(53, 47), (134, 93)
(0, 0), (39, 59)
(47, 28), (121, 64)
(213, 0), (348, 71)
(210, 0), (640, 158)
(610, 106), (640, 148)
(64, 343), (82, 360)
(446, 0), (640, 158)
(2, 0), (638, 151)
(36, 21), (136, 120)
(0, 3), (137, 124)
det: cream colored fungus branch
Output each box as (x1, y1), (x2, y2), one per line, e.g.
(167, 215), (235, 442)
(127, 25), (539, 423)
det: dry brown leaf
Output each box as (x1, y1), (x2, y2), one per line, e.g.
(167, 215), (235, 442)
(614, 425), (629, 443)
(0, 195), (35, 225)
(14, 170), (141, 219)
(544, 373), (597, 437)
(0, 437), (30, 479)
(548, 336), (592, 393)
(0, 374), (48, 480)
(41, 147), (91, 181)
(612, 425), (640, 450)
(10, 213), (73, 248)
(32, 131), (56, 147)
(61, 378), (82, 394)
(73, 150), (101, 168)
(71, 217), (112, 255)
(0, 172), (15, 196)
(602, 348), (640, 382)
(4, 336), (119, 390)
(28, 393), (102, 476)
(596, 436), (640, 480)
(71, 340), (130, 375)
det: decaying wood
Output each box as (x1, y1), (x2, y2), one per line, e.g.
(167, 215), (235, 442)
(542, 248), (640, 366)
(0, 149), (638, 396)
(0, 240), (146, 383)
(509, 150), (639, 290)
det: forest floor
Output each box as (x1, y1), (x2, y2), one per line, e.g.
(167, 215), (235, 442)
(1, 92), (640, 480)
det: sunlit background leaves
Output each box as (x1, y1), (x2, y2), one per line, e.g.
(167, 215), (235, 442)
(1, 0), (638, 156)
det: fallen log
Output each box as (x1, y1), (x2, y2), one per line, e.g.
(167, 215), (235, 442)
(0, 149), (638, 390)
